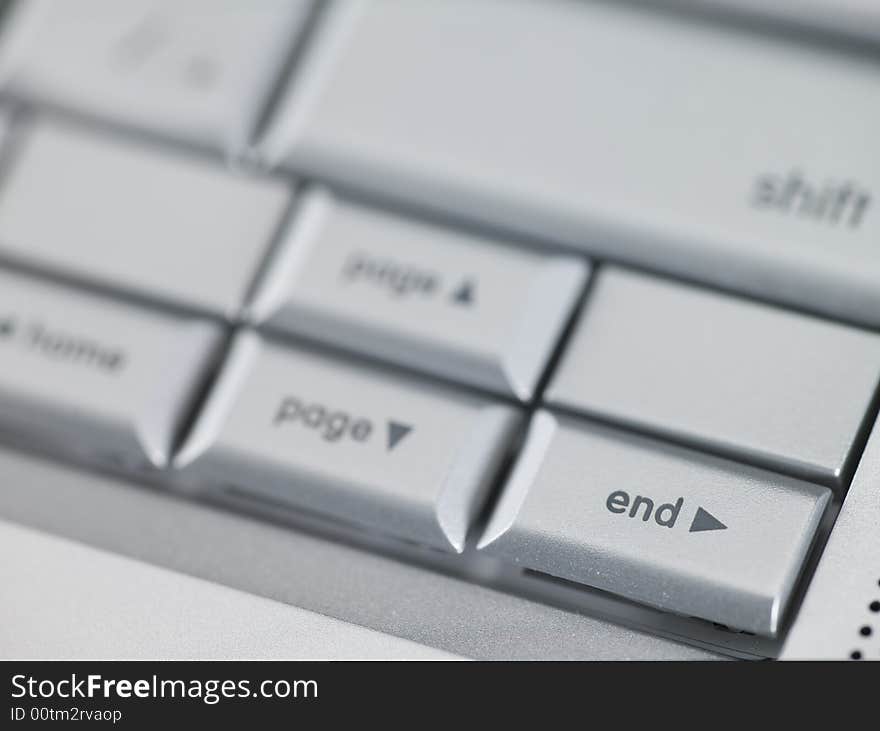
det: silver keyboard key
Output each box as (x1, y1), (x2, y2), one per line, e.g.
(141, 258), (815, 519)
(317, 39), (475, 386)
(261, 0), (880, 327)
(248, 188), (588, 399)
(478, 412), (831, 635)
(546, 267), (880, 490)
(0, 121), (290, 316)
(174, 332), (521, 552)
(0, 268), (221, 470)
(0, 0), (313, 151)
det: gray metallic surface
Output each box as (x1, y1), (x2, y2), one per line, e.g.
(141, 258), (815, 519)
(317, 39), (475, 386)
(0, 445), (722, 660)
(0, 0), (869, 661)
(262, 0), (880, 327)
(782, 416), (880, 660)
(479, 411), (831, 635)
(547, 267), (880, 489)
(0, 518), (459, 659)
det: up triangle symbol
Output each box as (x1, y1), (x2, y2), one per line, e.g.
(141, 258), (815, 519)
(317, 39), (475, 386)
(387, 421), (413, 451)
(689, 507), (727, 533)
(451, 279), (476, 306)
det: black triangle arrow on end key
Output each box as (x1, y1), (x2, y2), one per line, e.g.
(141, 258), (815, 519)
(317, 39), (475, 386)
(689, 507), (727, 533)
(387, 421), (413, 451)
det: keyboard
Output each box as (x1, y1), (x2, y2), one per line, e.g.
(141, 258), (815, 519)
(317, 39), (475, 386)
(0, 0), (879, 660)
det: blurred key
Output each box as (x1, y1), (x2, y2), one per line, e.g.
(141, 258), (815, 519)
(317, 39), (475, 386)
(0, 121), (290, 316)
(478, 412), (831, 635)
(0, 0), (313, 151)
(546, 268), (880, 489)
(262, 0), (880, 328)
(175, 332), (520, 552)
(0, 268), (221, 470)
(669, 0), (880, 45)
(248, 188), (588, 399)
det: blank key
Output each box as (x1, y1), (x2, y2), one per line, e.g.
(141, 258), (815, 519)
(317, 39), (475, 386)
(0, 121), (290, 316)
(546, 267), (880, 489)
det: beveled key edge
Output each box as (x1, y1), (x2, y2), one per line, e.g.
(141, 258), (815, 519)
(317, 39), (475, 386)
(242, 186), (331, 325)
(478, 410), (557, 551)
(173, 330), (261, 472)
(435, 404), (521, 552)
(134, 319), (226, 468)
(499, 257), (588, 400)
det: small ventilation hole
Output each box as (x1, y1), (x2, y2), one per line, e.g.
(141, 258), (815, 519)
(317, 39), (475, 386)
(848, 582), (880, 659)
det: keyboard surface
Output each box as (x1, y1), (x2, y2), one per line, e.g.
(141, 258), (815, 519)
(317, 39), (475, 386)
(0, 0), (878, 660)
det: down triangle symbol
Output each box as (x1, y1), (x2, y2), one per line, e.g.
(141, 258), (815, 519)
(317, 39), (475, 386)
(689, 507), (727, 533)
(387, 421), (413, 451)
(451, 279), (476, 306)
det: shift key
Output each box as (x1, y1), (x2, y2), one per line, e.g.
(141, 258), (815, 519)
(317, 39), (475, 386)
(478, 412), (831, 636)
